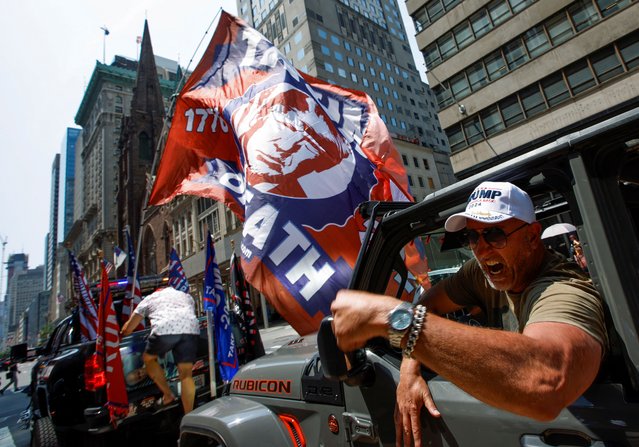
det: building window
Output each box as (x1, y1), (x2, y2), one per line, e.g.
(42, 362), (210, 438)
(317, 28), (328, 39)
(480, 106), (505, 136)
(324, 62), (334, 73)
(541, 73), (570, 106)
(321, 45), (330, 56)
(590, 46), (624, 82)
(488, 0), (512, 27)
(422, 158), (430, 170)
(428, 177), (436, 189)
(568, 0), (600, 32)
(545, 11), (574, 46)
(619, 33), (639, 69)
(503, 39), (529, 69)
(447, 125), (465, 151)
(520, 85), (547, 117)
(470, 9), (491, 38)
(413, 156), (419, 167)
(450, 72), (471, 100)
(463, 116), (483, 145)
(467, 62), (489, 91)
(500, 96), (525, 127)
(402, 154), (408, 165)
(524, 25), (550, 58)
(596, 0), (631, 17)
(454, 21), (473, 50)
(418, 177), (425, 187)
(408, 175), (414, 187)
(565, 60), (596, 94)
(485, 51), (508, 81)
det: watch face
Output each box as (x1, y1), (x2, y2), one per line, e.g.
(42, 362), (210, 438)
(391, 309), (412, 331)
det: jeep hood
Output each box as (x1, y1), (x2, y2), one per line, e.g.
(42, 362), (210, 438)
(229, 333), (317, 400)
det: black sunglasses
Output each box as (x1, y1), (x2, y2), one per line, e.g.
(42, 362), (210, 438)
(462, 223), (529, 249)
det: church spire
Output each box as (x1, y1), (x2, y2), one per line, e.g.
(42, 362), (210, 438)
(132, 20), (165, 118)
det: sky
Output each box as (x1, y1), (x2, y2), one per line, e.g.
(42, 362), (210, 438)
(0, 0), (424, 287)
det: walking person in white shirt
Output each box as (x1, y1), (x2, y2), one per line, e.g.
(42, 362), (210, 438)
(122, 286), (200, 413)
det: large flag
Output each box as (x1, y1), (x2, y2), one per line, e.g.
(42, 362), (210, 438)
(203, 231), (238, 381)
(230, 252), (265, 362)
(148, 12), (413, 335)
(68, 250), (98, 341)
(95, 260), (129, 422)
(168, 248), (190, 293)
(122, 226), (143, 329)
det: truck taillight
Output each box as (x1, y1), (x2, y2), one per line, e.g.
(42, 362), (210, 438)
(278, 414), (306, 447)
(84, 354), (106, 391)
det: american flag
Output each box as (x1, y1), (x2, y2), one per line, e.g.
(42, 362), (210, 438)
(103, 258), (114, 274)
(122, 226), (143, 330)
(168, 248), (190, 293)
(68, 250), (98, 342)
(95, 259), (129, 422)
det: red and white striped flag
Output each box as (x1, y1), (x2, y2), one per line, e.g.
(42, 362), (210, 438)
(69, 250), (98, 341)
(95, 260), (129, 422)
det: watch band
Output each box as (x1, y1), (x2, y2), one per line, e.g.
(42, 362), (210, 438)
(388, 302), (413, 348)
(403, 305), (426, 359)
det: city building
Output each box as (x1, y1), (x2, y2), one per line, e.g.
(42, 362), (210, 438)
(60, 128), (81, 242)
(2, 253), (28, 348)
(69, 40), (180, 282)
(14, 265), (44, 343)
(407, 0), (639, 177)
(45, 154), (60, 290)
(236, 0), (456, 197)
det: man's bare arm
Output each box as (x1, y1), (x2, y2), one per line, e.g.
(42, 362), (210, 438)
(121, 313), (144, 337)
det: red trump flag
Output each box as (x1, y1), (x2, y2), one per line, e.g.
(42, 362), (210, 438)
(149, 11), (416, 335)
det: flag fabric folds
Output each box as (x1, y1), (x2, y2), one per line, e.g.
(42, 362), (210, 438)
(203, 231), (238, 381)
(68, 250), (98, 342)
(95, 260), (129, 422)
(230, 252), (265, 362)
(114, 245), (127, 268)
(169, 248), (190, 293)
(122, 227), (143, 330)
(148, 12), (413, 335)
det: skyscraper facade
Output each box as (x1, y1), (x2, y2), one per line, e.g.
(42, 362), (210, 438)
(236, 0), (456, 197)
(407, 0), (639, 178)
(2, 253), (28, 348)
(46, 154), (60, 290)
(60, 127), (81, 242)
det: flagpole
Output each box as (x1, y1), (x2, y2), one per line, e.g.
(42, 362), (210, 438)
(206, 310), (217, 398)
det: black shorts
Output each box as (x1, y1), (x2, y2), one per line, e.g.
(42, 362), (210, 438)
(145, 333), (199, 364)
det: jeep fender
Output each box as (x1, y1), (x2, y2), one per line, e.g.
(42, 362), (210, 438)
(180, 396), (293, 447)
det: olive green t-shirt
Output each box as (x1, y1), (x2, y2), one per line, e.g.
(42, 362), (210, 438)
(441, 250), (607, 351)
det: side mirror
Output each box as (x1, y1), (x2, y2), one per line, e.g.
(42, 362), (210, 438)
(317, 316), (375, 387)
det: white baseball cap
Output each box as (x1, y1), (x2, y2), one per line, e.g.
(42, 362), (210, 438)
(445, 181), (536, 232)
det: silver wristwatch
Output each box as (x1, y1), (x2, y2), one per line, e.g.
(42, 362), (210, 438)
(388, 302), (414, 348)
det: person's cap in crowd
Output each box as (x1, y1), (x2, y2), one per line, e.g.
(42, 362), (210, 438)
(445, 181), (535, 232)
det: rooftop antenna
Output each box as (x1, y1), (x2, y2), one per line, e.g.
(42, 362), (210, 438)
(100, 26), (110, 64)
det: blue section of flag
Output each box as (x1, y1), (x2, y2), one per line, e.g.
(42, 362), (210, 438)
(203, 232), (238, 382)
(169, 248), (190, 293)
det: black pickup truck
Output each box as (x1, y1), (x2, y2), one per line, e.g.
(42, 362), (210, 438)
(29, 277), (213, 447)
(178, 107), (639, 446)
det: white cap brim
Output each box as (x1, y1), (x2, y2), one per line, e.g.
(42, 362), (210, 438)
(444, 210), (514, 232)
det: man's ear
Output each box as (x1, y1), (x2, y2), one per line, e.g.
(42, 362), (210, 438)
(529, 222), (543, 243)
